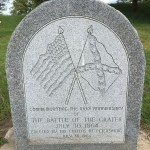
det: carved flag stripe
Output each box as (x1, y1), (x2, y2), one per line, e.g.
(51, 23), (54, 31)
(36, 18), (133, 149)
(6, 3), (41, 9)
(44, 60), (73, 90)
(47, 65), (75, 96)
(41, 54), (71, 87)
(31, 28), (76, 98)
(31, 54), (51, 76)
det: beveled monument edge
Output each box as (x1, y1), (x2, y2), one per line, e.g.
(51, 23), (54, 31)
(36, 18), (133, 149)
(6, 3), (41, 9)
(6, 0), (145, 150)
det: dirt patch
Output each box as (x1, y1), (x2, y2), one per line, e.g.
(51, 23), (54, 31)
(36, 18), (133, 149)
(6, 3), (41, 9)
(0, 119), (12, 137)
(138, 130), (150, 150)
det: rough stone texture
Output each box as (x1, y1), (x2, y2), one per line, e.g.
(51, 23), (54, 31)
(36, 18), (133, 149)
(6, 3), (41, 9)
(1, 129), (150, 150)
(4, 128), (15, 145)
(6, 0), (145, 150)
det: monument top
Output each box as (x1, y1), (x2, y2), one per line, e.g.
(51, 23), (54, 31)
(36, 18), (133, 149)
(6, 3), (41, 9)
(6, 0), (145, 150)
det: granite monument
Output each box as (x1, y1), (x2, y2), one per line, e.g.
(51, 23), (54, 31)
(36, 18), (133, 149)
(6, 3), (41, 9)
(6, 0), (145, 149)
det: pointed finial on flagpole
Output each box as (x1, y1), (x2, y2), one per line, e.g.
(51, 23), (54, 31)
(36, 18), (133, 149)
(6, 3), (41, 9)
(87, 25), (93, 34)
(58, 26), (64, 34)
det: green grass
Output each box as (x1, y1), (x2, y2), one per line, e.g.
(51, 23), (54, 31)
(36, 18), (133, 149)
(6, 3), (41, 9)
(0, 15), (24, 121)
(142, 51), (150, 126)
(112, 3), (150, 52)
(0, 137), (7, 145)
(112, 3), (150, 127)
(0, 2), (150, 145)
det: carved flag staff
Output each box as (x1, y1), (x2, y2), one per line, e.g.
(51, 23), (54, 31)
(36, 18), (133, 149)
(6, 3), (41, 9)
(66, 25), (122, 102)
(30, 27), (87, 105)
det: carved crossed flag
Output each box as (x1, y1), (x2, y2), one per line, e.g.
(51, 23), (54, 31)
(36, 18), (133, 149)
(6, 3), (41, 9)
(30, 27), (87, 105)
(31, 26), (122, 105)
(66, 25), (122, 104)
(77, 25), (122, 96)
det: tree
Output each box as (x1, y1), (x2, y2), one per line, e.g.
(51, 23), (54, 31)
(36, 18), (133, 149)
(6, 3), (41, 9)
(117, 0), (144, 12)
(142, 0), (150, 2)
(132, 0), (138, 12)
(32, 0), (47, 6)
(0, 0), (6, 14)
(11, 0), (33, 15)
(11, 0), (48, 15)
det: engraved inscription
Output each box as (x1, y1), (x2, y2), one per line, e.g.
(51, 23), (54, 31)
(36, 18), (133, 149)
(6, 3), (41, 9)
(23, 17), (128, 144)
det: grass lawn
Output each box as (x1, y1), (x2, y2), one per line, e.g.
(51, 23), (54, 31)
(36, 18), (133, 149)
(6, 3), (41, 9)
(0, 2), (150, 146)
(0, 15), (24, 145)
(112, 3), (150, 126)
(0, 15), (24, 120)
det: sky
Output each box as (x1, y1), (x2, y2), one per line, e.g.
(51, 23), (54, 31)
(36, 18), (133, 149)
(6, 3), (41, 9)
(2, 0), (13, 15)
(2, 0), (117, 15)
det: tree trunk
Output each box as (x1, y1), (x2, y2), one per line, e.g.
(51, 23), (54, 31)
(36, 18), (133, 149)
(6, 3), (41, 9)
(132, 0), (138, 12)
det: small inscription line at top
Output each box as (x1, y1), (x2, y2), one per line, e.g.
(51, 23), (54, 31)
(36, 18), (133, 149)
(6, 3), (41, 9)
(29, 106), (124, 112)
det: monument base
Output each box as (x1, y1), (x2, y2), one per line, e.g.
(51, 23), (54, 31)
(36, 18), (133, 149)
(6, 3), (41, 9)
(0, 128), (149, 150)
